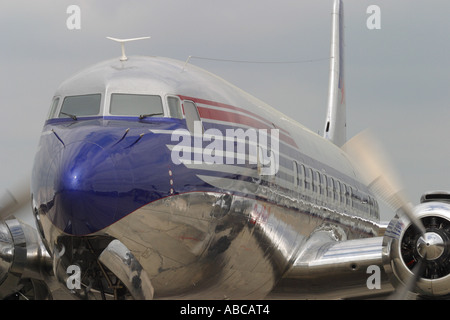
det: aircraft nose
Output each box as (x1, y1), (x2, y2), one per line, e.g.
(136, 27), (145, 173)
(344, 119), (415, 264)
(48, 141), (129, 235)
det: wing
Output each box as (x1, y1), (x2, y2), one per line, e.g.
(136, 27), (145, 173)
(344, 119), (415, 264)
(269, 234), (393, 299)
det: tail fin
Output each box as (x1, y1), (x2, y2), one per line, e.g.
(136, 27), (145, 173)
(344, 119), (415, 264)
(324, 0), (346, 147)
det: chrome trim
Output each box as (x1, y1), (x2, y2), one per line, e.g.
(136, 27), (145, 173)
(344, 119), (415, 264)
(416, 232), (445, 260)
(0, 219), (52, 299)
(99, 240), (154, 300)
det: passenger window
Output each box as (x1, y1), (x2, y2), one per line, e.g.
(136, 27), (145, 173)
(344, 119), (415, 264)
(110, 94), (163, 117)
(340, 182), (345, 203)
(327, 177), (333, 198)
(305, 168), (312, 190)
(312, 171), (319, 193)
(293, 161), (299, 187)
(47, 97), (60, 119)
(319, 173), (325, 195)
(183, 100), (203, 134)
(334, 180), (340, 202)
(299, 165), (306, 189)
(59, 94), (101, 118)
(167, 96), (183, 119)
(346, 186), (353, 206)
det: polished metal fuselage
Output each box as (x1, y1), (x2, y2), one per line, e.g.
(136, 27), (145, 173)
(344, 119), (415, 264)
(105, 192), (380, 299)
(32, 56), (383, 299)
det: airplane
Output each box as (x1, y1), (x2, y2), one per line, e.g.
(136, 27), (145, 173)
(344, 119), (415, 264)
(1, 0), (449, 300)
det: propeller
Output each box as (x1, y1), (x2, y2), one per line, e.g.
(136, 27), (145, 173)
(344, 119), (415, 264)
(343, 129), (426, 235)
(388, 252), (426, 300)
(0, 176), (31, 219)
(343, 130), (429, 299)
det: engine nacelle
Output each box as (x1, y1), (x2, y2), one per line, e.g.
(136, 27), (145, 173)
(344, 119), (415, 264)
(0, 219), (52, 299)
(383, 201), (450, 297)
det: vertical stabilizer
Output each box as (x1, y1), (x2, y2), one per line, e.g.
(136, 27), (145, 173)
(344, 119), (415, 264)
(324, 0), (346, 147)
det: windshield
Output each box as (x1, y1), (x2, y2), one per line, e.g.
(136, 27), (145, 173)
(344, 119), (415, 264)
(59, 94), (102, 119)
(110, 94), (164, 117)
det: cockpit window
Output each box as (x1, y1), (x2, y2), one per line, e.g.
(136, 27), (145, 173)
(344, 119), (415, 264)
(59, 94), (101, 119)
(47, 97), (60, 119)
(167, 96), (183, 119)
(110, 94), (164, 118)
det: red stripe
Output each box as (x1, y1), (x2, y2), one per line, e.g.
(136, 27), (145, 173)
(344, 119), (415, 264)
(178, 95), (297, 148)
(197, 106), (297, 148)
(178, 95), (290, 135)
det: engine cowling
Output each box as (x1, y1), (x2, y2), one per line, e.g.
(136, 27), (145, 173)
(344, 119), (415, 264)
(0, 219), (52, 299)
(383, 201), (450, 297)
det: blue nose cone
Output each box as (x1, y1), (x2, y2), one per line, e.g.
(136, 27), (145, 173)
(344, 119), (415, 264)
(50, 141), (126, 235)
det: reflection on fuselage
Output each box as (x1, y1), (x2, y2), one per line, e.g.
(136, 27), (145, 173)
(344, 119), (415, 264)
(31, 56), (380, 299)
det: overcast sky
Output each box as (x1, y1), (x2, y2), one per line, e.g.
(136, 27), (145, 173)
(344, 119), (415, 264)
(1, 0), (449, 222)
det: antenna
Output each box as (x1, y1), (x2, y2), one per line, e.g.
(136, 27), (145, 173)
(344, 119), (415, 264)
(106, 36), (151, 61)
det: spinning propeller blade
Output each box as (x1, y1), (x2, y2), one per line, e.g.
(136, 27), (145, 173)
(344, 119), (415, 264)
(0, 176), (30, 219)
(343, 130), (426, 235)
